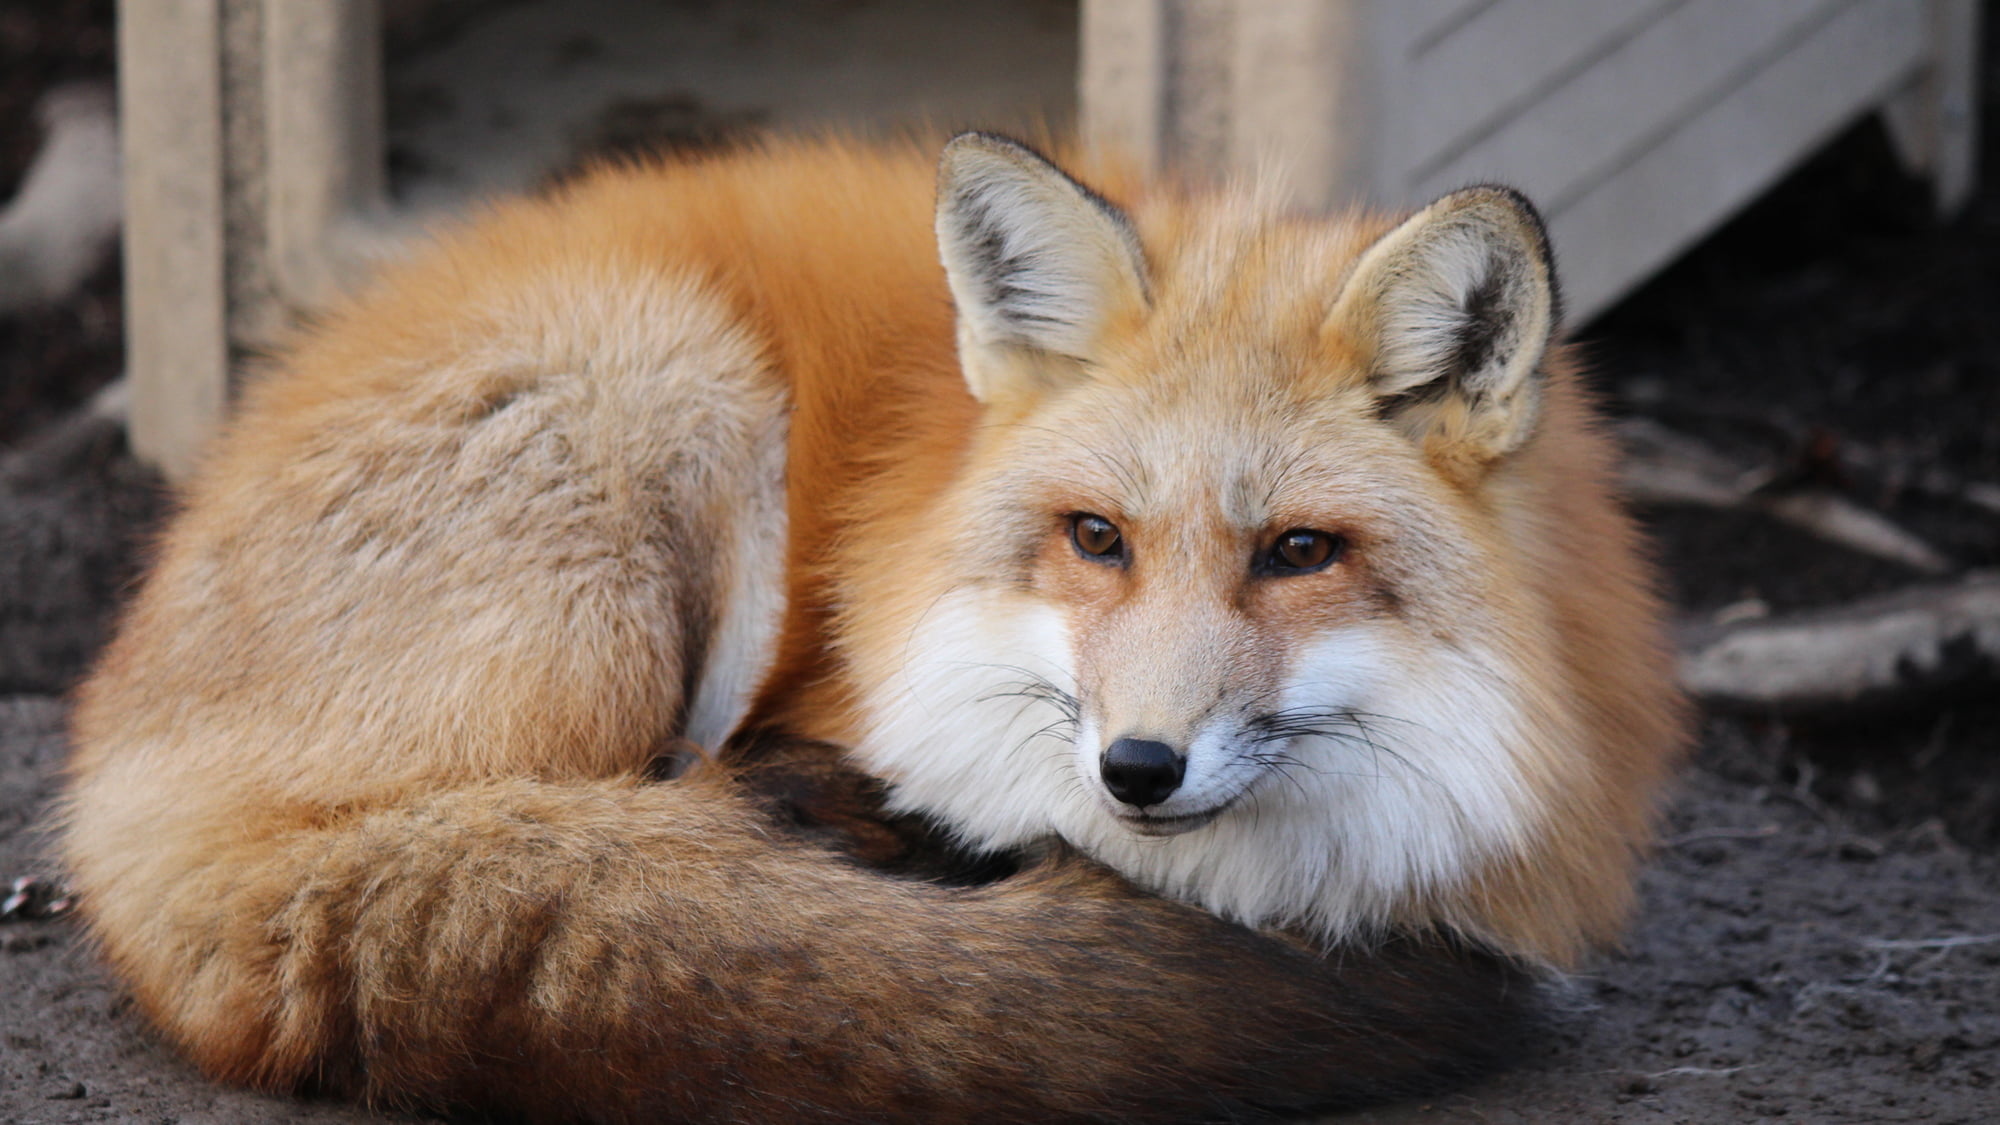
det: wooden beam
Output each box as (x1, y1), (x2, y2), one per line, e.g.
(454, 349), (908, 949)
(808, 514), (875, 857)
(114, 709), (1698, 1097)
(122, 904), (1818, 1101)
(264, 0), (392, 315)
(1078, 0), (1170, 172)
(119, 0), (228, 482)
(1680, 573), (2000, 713)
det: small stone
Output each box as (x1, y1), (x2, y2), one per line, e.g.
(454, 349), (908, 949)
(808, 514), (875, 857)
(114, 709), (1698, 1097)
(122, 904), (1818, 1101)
(1847, 770), (1883, 805)
(1722, 923), (1772, 944)
(46, 1081), (86, 1099)
(1688, 843), (1731, 867)
(1837, 836), (1885, 861)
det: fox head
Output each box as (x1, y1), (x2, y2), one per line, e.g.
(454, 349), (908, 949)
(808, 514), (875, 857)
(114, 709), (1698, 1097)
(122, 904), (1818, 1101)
(848, 133), (1602, 948)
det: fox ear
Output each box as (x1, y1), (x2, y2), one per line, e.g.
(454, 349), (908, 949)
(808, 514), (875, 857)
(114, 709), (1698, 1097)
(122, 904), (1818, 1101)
(1328, 186), (1559, 467)
(936, 132), (1149, 404)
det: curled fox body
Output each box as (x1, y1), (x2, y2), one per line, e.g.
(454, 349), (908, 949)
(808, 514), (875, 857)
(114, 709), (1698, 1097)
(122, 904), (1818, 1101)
(61, 134), (1681, 1121)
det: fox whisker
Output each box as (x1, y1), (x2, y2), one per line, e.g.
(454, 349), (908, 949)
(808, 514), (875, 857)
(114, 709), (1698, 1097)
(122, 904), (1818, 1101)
(1242, 706), (1442, 791)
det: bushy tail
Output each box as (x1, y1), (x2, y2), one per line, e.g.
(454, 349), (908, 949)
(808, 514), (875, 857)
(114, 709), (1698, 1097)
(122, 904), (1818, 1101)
(63, 759), (1534, 1125)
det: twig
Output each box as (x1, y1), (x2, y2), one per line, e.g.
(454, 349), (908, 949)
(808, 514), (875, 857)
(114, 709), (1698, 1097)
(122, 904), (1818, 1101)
(1663, 825), (1782, 847)
(1678, 571), (2000, 712)
(1964, 482), (2000, 516)
(1789, 759), (1825, 815)
(1644, 1065), (1757, 1079)
(1862, 934), (2000, 951)
(1620, 419), (1951, 573)
(1620, 386), (2000, 518)
(1827, 437), (2000, 517)
(0, 83), (121, 314)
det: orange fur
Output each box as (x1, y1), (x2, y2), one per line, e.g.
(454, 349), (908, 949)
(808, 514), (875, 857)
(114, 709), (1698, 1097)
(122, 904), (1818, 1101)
(60, 135), (1682, 1119)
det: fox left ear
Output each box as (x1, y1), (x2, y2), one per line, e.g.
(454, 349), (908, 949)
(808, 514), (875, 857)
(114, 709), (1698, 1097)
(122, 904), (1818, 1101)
(1327, 186), (1559, 467)
(935, 132), (1150, 405)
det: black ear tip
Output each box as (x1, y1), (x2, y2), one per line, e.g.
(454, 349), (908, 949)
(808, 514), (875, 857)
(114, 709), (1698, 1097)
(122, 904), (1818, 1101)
(1453, 185), (1552, 263)
(934, 134), (1136, 259)
(1453, 183), (1563, 330)
(941, 131), (1052, 168)
(947, 129), (1032, 149)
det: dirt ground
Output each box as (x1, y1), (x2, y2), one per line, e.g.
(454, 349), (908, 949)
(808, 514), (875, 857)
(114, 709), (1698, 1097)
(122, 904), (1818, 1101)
(4, 2), (2000, 1123)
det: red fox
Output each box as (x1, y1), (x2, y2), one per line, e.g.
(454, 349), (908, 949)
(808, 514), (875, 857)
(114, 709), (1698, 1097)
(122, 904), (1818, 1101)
(60, 133), (1682, 1121)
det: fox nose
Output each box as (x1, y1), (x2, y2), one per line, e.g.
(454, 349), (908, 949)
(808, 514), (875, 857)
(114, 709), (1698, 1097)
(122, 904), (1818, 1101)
(1100, 738), (1185, 807)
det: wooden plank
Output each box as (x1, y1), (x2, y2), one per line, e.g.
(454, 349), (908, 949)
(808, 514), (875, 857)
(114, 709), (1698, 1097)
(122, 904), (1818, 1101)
(1411, 0), (1876, 207)
(1927, 0), (1981, 213)
(263, 1), (389, 315)
(1881, 0), (1981, 214)
(1402, 0), (1684, 178)
(1230, 0), (1385, 207)
(1079, 0), (1170, 171)
(1403, 0), (1498, 54)
(119, 0), (229, 482)
(1161, 0), (1236, 173)
(1551, 0), (1930, 321)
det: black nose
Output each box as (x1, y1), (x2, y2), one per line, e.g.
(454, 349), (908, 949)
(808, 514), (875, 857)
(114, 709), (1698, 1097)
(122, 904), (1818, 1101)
(1100, 738), (1185, 807)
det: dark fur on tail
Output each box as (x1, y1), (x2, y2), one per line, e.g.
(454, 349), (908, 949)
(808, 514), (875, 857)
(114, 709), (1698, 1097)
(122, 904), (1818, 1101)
(68, 730), (1536, 1125)
(307, 733), (1537, 1125)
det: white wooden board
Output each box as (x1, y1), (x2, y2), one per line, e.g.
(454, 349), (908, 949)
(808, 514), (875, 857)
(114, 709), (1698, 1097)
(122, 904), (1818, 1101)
(1548, 0), (1931, 319)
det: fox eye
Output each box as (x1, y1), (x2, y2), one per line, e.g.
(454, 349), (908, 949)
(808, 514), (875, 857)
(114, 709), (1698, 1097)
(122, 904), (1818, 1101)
(1070, 513), (1126, 564)
(1262, 529), (1343, 574)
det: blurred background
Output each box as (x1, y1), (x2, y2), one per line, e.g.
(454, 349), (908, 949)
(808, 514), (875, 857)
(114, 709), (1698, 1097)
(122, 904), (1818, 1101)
(1, 3), (1996, 1122)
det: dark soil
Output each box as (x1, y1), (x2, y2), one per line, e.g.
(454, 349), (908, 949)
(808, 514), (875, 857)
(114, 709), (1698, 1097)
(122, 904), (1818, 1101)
(0, 0), (120, 447)
(2, 2), (1998, 1122)
(1588, 106), (2000, 855)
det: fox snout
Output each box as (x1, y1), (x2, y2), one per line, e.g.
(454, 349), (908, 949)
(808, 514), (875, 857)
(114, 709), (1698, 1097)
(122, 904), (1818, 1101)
(1099, 737), (1185, 807)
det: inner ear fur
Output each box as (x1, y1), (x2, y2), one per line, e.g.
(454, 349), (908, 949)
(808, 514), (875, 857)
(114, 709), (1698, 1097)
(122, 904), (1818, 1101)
(935, 132), (1150, 404)
(1327, 185), (1560, 467)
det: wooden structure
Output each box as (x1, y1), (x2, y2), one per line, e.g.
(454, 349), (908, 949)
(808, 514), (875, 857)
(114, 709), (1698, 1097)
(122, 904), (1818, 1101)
(119, 1), (393, 479)
(120, 0), (1978, 480)
(1082, 0), (1978, 316)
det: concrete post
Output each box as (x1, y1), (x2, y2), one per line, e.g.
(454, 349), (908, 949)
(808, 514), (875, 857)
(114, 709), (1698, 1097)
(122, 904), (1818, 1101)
(1883, 0), (1981, 215)
(119, 0), (390, 481)
(1078, 1), (1406, 209)
(119, 0), (229, 482)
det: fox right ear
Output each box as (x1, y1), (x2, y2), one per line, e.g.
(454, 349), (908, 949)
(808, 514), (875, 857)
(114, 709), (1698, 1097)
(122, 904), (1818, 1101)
(936, 133), (1149, 405)
(1327, 186), (1559, 472)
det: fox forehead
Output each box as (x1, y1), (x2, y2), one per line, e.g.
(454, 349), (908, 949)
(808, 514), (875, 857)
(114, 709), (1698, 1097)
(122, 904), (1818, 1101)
(981, 203), (1435, 519)
(1107, 199), (1397, 393)
(982, 364), (1436, 537)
